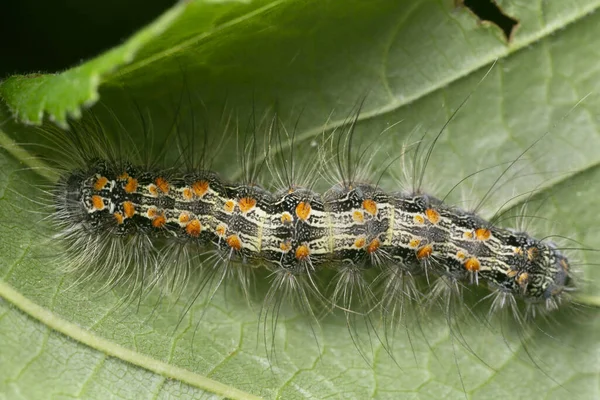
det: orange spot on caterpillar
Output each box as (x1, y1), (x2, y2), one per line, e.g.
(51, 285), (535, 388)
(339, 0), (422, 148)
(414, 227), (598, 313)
(425, 208), (440, 224)
(352, 210), (364, 223)
(409, 238), (421, 248)
(280, 240), (292, 252)
(113, 212), (124, 224)
(226, 234), (242, 250)
(507, 269), (518, 278)
(475, 228), (491, 241)
(463, 231), (474, 239)
(224, 200), (236, 213)
(123, 201), (135, 218)
(124, 177), (138, 193)
(295, 245), (310, 260)
(514, 247), (523, 255)
(456, 251), (466, 260)
(155, 177), (169, 194)
(280, 212), (293, 224)
(117, 172), (129, 180)
(413, 215), (425, 224)
(152, 213), (167, 228)
(362, 199), (377, 216)
(239, 197), (257, 213)
(91, 195), (104, 210)
(182, 187), (193, 200)
(295, 202), (311, 221)
(464, 257), (480, 272)
(94, 176), (108, 191)
(354, 237), (366, 248)
(527, 247), (539, 261)
(148, 184), (158, 197)
(517, 272), (529, 286)
(192, 180), (209, 197)
(216, 224), (226, 237)
(186, 219), (202, 237)
(367, 238), (380, 254)
(416, 244), (433, 259)
(147, 207), (157, 218)
(178, 212), (190, 224)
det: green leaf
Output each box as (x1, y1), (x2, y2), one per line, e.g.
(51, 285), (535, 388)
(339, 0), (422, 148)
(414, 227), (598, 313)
(1, 0), (600, 399)
(0, 0), (275, 127)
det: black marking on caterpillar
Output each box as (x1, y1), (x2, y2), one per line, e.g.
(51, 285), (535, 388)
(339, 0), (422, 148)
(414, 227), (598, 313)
(1, 81), (595, 399)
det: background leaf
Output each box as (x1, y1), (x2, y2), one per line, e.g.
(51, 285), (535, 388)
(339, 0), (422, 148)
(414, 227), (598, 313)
(1, 0), (600, 399)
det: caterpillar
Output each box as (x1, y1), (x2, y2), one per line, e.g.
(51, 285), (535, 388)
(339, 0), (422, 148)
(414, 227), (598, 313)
(1, 82), (596, 399)
(57, 117), (573, 312)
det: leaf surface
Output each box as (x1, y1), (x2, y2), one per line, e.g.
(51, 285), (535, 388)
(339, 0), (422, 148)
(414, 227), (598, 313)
(1, 0), (600, 399)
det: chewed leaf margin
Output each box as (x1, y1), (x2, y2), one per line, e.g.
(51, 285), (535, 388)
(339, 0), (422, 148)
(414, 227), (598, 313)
(0, 2), (187, 127)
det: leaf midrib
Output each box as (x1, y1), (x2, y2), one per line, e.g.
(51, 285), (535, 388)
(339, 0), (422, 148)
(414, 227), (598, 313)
(0, 281), (263, 400)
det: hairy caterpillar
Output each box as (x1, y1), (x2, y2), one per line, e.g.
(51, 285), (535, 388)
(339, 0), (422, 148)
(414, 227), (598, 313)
(56, 112), (573, 314)
(1, 77), (597, 399)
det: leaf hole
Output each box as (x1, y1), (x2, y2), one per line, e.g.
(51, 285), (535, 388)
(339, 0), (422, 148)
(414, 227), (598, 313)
(459, 0), (519, 42)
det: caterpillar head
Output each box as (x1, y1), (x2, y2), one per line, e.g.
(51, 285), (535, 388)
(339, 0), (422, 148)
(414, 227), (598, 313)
(54, 168), (95, 230)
